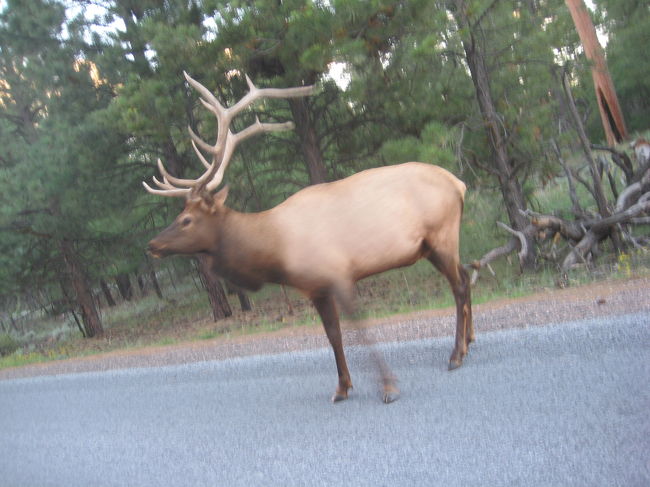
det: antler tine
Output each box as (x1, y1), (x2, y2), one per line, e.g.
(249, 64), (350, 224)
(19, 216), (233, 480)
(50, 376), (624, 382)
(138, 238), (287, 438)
(142, 158), (194, 198)
(205, 118), (296, 191)
(156, 159), (197, 188)
(183, 71), (226, 116)
(183, 71), (234, 190)
(152, 175), (177, 190)
(198, 97), (222, 118)
(229, 76), (315, 121)
(142, 180), (190, 197)
(188, 125), (222, 158)
(245, 73), (255, 90)
(190, 139), (212, 170)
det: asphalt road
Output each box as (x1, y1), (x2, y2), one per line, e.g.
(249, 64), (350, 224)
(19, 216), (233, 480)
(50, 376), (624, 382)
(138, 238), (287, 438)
(1, 312), (648, 487)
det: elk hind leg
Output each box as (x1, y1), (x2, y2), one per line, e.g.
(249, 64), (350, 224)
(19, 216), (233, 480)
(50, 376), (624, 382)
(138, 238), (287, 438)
(312, 294), (353, 402)
(428, 251), (473, 370)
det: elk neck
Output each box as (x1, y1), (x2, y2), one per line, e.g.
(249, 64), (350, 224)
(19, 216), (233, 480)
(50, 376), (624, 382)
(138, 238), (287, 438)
(208, 207), (286, 291)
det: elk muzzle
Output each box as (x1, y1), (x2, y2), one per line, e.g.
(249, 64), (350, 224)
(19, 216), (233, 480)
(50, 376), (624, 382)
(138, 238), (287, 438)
(146, 224), (181, 258)
(146, 239), (170, 258)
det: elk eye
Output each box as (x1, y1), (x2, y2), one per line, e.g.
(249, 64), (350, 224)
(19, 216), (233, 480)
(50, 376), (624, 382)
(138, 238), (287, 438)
(181, 217), (192, 227)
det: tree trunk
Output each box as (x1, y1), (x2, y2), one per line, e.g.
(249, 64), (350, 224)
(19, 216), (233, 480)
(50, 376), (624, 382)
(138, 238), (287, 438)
(451, 0), (536, 269)
(196, 256), (232, 321)
(561, 73), (624, 252)
(136, 273), (146, 296)
(161, 136), (184, 180)
(8, 313), (19, 333)
(562, 72), (611, 217)
(99, 278), (116, 307)
(115, 273), (133, 301)
(115, 0), (153, 77)
(565, 0), (627, 145)
(59, 239), (103, 338)
(149, 269), (163, 299)
(288, 97), (328, 185)
(224, 281), (253, 312)
(235, 288), (252, 312)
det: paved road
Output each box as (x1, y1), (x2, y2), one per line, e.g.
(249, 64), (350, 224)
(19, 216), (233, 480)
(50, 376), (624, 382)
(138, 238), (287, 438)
(1, 312), (648, 487)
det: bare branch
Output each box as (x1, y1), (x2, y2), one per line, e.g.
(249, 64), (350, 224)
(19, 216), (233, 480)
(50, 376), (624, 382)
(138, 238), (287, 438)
(525, 210), (585, 241)
(470, 237), (518, 285)
(592, 144), (634, 183)
(496, 222), (528, 266)
(470, 222), (537, 285)
(551, 138), (583, 216)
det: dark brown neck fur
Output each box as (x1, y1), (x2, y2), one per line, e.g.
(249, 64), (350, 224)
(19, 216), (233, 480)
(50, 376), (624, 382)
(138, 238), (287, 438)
(207, 209), (285, 291)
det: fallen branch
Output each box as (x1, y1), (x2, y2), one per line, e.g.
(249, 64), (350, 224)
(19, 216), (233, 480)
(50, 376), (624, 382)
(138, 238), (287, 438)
(615, 169), (650, 212)
(496, 222), (528, 266)
(470, 223), (536, 285)
(561, 193), (650, 270)
(524, 210), (585, 241)
(469, 138), (649, 281)
(592, 144), (634, 183)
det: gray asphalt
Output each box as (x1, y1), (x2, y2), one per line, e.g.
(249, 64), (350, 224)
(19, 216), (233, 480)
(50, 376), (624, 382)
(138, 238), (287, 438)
(1, 312), (648, 487)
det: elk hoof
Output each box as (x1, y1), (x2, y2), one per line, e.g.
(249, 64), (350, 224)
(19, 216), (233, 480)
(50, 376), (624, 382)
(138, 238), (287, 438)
(331, 392), (348, 402)
(382, 389), (400, 404)
(449, 347), (467, 370)
(381, 381), (400, 404)
(331, 387), (350, 403)
(448, 358), (463, 371)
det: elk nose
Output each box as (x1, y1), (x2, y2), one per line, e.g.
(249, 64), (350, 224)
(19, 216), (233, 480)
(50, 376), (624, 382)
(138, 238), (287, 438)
(146, 241), (164, 258)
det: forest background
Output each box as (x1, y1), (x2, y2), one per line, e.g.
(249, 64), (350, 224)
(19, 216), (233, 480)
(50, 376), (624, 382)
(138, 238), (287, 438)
(0, 0), (648, 361)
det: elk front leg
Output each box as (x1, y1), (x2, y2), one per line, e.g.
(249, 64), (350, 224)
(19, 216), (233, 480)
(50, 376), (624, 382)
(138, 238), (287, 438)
(334, 284), (400, 404)
(312, 294), (353, 402)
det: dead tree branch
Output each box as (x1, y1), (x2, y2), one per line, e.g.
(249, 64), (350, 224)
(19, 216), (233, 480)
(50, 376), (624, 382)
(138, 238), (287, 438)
(470, 223), (537, 285)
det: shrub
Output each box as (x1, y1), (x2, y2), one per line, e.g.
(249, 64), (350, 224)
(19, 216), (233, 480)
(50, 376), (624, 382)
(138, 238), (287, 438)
(0, 334), (19, 357)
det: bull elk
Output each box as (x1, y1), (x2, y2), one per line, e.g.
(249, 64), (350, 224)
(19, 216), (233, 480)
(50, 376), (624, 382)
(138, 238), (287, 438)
(144, 72), (474, 403)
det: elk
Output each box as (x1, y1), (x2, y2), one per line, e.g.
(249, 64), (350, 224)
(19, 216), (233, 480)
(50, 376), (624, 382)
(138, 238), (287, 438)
(144, 72), (474, 403)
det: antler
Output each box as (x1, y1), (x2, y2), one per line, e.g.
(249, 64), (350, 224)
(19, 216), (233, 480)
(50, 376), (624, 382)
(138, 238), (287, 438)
(143, 72), (315, 197)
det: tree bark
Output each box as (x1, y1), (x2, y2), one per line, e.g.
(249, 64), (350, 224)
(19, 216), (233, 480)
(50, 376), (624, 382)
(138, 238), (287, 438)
(562, 72), (611, 218)
(136, 274), (146, 296)
(235, 288), (252, 312)
(59, 239), (103, 338)
(115, 273), (133, 301)
(225, 282), (253, 312)
(149, 269), (163, 299)
(565, 0), (627, 145)
(450, 0), (536, 269)
(99, 278), (116, 307)
(196, 256), (232, 321)
(288, 97), (328, 185)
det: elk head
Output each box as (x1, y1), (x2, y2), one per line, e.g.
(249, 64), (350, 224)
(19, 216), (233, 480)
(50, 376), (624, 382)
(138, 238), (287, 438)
(143, 72), (314, 258)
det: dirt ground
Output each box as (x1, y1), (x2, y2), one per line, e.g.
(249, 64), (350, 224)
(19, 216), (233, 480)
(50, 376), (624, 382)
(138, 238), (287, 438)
(1, 276), (648, 381)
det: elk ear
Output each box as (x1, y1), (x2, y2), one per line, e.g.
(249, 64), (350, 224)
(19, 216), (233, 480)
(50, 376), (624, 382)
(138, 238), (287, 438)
(204, 186), (228, 213)
(213, 185), (229, 207)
